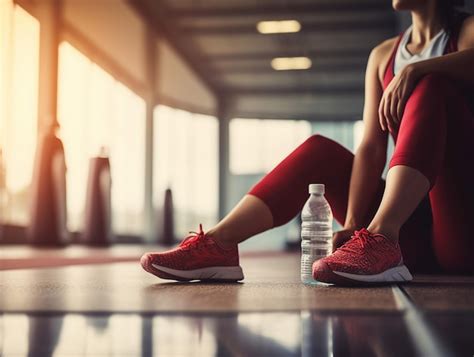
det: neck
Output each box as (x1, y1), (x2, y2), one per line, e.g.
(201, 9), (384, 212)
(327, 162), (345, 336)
(410, 2), (443, 45)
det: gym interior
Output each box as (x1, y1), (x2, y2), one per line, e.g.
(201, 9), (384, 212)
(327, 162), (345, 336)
(1, 0), (474, 356)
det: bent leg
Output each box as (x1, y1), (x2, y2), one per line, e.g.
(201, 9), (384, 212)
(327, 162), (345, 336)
(368, 74), (472, 273)
(372, 73), (449, 234)
(394, 74), (474, 273)
(367, 74), (447, 272)
(389, 74), (448, 189)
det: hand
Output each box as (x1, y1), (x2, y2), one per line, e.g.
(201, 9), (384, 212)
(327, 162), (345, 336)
(378, 63), (422, 133)
(332, 228), (357, 252)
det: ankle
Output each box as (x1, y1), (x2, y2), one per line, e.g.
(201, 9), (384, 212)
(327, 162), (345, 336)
(206, 227), (238, 250)
(366, 223), (399, 244)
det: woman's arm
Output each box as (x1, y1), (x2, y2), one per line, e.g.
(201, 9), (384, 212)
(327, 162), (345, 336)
(412, 52), (474, 87)
(343, 43), (391, 230)
(415, 15), (474, 85)
(379, 16), (474, 132)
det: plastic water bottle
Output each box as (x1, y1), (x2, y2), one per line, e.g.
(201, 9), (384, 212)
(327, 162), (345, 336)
(301, 184), (333, 285)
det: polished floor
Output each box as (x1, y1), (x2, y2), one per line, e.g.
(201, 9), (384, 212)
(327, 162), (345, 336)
(1, 247), (474, 356)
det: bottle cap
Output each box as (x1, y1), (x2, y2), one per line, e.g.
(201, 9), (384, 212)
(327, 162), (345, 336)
(309, 183), (325, 194)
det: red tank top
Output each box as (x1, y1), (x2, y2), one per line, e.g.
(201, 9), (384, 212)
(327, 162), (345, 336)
(382, 13), (470, 90)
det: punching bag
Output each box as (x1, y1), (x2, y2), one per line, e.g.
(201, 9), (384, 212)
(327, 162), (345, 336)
(28, 123), (68, 246)
(81, 152), (112, 246)
(161, 188), (175, 245)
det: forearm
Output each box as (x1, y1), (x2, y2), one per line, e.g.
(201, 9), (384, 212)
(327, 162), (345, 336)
(344, 146), (386, 229)
(412, 48), (474, 87)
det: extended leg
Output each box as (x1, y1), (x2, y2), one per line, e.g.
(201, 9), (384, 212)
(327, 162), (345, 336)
(141, 134), (369, 281)
(209, 134), (366, 248)
(207, 194), (274, 249)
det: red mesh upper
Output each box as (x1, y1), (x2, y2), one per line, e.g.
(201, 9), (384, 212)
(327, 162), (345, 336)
(142, 225), (239, 271)
(314, 228), (402, 275)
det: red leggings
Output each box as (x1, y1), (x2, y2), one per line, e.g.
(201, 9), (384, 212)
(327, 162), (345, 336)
(248, 74), (474, 274)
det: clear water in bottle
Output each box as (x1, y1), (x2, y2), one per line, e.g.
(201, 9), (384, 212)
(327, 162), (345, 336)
(301, 183), (333, 285)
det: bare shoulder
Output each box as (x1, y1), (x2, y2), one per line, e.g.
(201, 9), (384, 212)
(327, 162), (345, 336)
(459, 15), (474, 50)
(369, 36), (399, 83)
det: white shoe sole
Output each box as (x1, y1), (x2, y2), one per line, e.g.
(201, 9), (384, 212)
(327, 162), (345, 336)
(333, 264), (413, 283)
(151, 263), (244, 281)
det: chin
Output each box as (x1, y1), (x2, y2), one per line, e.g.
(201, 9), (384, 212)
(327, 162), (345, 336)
(392, 0), (422, 11)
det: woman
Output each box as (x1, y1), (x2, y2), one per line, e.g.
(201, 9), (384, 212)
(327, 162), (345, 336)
(141, 0), (474, 285)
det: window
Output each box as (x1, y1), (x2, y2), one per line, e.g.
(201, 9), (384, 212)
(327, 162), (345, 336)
(230, 119), (311, 175)
(153, 105), (218, 237)
(57, 42), (146, 235)
(0, 1), (40, 225)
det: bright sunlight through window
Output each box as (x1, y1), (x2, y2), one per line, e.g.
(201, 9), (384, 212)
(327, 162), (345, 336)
(58, 42), (146, 234)
(230, 119), (311, 175)
(0, 1), (39, 225)
(153, 105), (219, 237)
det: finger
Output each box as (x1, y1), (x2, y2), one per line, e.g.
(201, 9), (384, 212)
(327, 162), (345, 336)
(397, 96), (407, 124)
(383, 94), (392, 131)
(380, 116), (387, 133)
(386, 98), (397, 132)
(397, 80), (413, 123)
(379, 96), (386, 130)
(390, 92), (398, 126)
(378, 97), (386, 131)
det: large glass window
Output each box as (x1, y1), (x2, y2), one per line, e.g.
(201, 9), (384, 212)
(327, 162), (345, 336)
(153, 105), (218, 237)
(230, 118), (311, 175)
(0, 1), (40, 225)
(57, 42), (146, 235)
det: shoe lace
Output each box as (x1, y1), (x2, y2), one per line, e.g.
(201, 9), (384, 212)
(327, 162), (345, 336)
(179, 223), (206, 249)
(338, 228), (377, 253)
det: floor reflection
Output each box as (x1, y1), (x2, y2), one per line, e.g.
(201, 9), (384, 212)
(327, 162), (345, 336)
(0, 311), (428, 356)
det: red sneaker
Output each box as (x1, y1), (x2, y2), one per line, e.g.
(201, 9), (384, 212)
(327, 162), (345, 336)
(140, 224), (244, 282)
(312, 228), (412, 285)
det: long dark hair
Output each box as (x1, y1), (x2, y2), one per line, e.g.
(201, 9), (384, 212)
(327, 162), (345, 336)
(438, 0), (465, 32)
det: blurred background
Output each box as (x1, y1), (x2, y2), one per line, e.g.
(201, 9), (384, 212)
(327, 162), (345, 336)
(1, 0), (472, 251)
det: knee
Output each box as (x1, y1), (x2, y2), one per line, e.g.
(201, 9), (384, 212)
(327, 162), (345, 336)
(304, 134), (343, 153)
(307, 133), (324, 142)
(411, 73), (455, 99)
(305, 134), (331, 147)
(301, 134), (323, 150)
(418, 73), (450, 87)
(292, 134), (328, 159)
(402, 73), (455, 124)
(301, 134), (352, 162)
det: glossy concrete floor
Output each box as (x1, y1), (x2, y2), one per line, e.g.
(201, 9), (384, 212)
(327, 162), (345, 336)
(1, 247), (474, 356)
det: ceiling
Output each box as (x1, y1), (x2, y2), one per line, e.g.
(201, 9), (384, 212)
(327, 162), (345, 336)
(133, 0), (397, 121)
